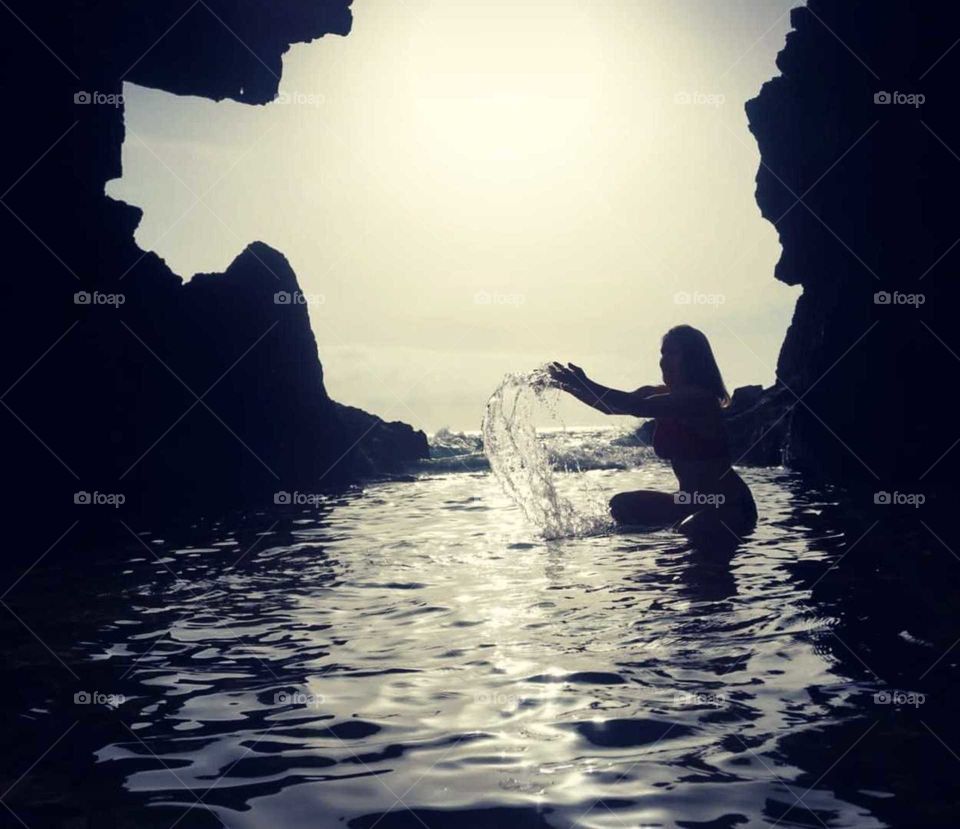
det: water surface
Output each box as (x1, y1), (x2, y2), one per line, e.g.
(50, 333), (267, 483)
(1, 432), (923, 827)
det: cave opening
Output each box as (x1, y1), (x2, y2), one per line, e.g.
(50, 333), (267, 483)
(107, 0), (800, 434)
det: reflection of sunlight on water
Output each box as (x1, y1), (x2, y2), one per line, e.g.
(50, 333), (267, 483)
(31, 454), (891, 828)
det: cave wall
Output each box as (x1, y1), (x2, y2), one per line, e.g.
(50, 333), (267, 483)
(0, 1), (425, 544)
(746, 0), (960, 493)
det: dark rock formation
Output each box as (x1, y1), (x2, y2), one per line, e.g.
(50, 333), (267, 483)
(0, 0), (427, 545)
(334, 403), (430, 475)
(631, 419), (656, 447)
(745, 0), (960, 493)
(729, 384), (764, 411)
(742, 9), (960, 800)
(724, 383), (792, 466)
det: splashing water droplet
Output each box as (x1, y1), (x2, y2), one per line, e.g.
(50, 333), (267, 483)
(481, 366), (614, 539)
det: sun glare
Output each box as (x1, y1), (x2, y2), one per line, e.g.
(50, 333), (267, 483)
(400, 7), (606, 171)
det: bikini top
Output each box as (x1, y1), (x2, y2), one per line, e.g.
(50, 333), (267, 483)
(652, 416), (730, 462)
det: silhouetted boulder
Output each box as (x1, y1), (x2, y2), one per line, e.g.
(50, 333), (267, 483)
(724, 383), (791, 467)
(334, 403), (430, 475)
(636, 419), (656, 447)
(729, 384), (764, 410)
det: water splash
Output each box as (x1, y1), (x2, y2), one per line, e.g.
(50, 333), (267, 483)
(481, 366), (614, 539)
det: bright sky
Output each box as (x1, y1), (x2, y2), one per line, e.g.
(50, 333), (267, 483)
(108, 0), (801, 433)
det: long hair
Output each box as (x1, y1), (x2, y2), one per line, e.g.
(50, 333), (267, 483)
(663, 325), (730, 407)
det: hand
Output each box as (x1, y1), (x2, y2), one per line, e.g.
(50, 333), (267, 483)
(548, 361), (588, 392)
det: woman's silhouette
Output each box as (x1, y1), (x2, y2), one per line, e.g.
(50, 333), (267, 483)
(549, 325), (756, 538)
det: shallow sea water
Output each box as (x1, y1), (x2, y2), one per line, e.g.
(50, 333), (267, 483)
(2, 434), (909, 828)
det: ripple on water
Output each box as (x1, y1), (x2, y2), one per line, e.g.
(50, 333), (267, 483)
(10, 460), (891, 828)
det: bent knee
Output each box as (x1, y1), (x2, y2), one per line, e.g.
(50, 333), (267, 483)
(609, 492), (632, 523)
(610, 490), (683, 526)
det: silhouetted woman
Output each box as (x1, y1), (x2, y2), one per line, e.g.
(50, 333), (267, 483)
(549, 325), (756, 538)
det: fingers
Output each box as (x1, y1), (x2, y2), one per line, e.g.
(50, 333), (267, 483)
(546, 362), (574, 390)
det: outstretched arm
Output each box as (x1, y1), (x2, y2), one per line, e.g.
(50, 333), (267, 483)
(547, 363), (713, 418)
(547, 362), (642, 415)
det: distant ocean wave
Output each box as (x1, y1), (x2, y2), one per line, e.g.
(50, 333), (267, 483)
(420, 425), (653, 474)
